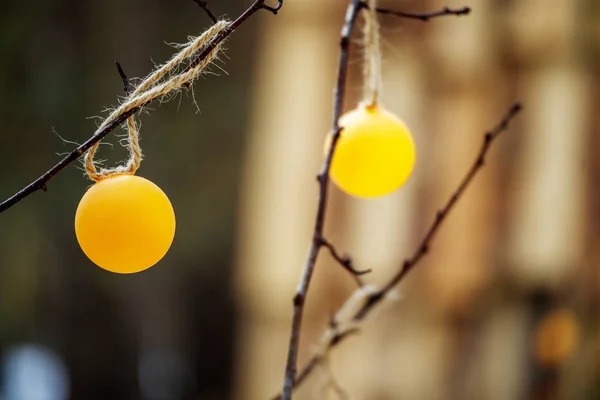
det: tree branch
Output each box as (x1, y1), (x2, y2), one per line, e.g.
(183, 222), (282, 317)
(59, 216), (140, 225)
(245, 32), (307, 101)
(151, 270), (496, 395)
(261, 0), (283, 15)
(115, 61), (131, 96)
(279, 1), (362, 398)
(191, 0), (218, 23)
(0, 0), (280, 214)
(321, 237), (371, 278)
(278, 2), (473, 399)
(363, 102), (523, 313)
(361, 2), (471, 21)
(272, 102), (522, 399)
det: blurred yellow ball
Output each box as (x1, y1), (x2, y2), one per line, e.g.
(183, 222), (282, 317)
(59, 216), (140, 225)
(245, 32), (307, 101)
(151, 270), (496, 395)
(75, 175), (175, 274)
(534, 309), (580, 367)
(327, 103), (416, 198)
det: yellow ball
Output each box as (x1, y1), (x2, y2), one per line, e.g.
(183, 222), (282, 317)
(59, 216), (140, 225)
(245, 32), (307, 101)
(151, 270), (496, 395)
(534, 309), (580, 367)
(75, 175), (176, 274)
(327, 103), (416, 198)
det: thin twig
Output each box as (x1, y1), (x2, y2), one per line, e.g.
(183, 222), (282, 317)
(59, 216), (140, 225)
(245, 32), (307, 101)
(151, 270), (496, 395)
(272, 103), (522, 399)
(321, 237), (371, 281)
(181, 0), (282, 88)
(361, 2), (471, 21)
(191, 0), (218, 23)
(0, 0), (280, 214)
(271, 357), (322, 400)
(115, 61), (131, 96)
(278, 2), (472, 399)
(272, 328), (360, 400)
(261, 0), (283, 15)
(279, 1), (363, 399)
(355, 102), (522, 320)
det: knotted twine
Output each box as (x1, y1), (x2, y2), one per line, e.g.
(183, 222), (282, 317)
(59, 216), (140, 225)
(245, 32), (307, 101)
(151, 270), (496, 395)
(362, 0), (382, 106)
(84, 20), (229, 182)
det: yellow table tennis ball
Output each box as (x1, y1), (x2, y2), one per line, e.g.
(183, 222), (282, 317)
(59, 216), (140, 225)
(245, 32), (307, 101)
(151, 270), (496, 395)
(75, 175), (175, 274)
(327, 103), (416, 198)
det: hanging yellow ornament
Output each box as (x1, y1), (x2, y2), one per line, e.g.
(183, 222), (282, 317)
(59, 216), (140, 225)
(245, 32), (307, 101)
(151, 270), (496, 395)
(71, 21), (234, 273)
(330, 104), (416, 198)
(75, 175), (175, 274)
(328, 103), (415, 198)
(75, 100), (176, 273)
(326, 0), (416, 198)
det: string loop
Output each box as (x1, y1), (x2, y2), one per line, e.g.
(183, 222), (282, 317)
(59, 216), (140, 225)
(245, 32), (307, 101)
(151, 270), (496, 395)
(85, 20), (229, 182)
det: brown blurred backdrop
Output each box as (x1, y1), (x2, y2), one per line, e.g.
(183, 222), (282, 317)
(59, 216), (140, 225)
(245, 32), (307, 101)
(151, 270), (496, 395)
(0, 0), (599, 399)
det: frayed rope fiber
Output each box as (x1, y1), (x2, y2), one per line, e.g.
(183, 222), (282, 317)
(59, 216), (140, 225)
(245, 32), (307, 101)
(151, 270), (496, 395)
(85, 20), (230, 182)
(363, 0), (382, 106)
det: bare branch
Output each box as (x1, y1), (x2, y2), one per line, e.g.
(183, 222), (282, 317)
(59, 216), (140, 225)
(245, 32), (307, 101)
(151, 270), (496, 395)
(278, 2), (475, 399)
(0, 0), (281, 214)
(181, 0), (280, 88)
(261, 0), (283, 15)
(271, 357), (322, 400)
(272, 103), (522, 399)
(279, 1), (363, 398)
(360, 2), (471, 21)
(354, 102), (522, 321)
(191, 0), (218, 23)
(115, 61), (131, 96)
(320, 237), (371, 286)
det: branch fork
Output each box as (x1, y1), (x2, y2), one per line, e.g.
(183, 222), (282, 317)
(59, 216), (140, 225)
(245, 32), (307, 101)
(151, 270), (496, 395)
(277, 3), (520, 400)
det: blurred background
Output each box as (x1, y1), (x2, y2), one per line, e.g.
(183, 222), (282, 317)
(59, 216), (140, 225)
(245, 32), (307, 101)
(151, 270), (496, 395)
(0, 0), (598, 399)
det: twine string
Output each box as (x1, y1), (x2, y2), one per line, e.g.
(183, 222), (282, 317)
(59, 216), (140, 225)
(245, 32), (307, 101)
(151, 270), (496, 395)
(85, 20), (229, 182)
(363, 0), (382, 106)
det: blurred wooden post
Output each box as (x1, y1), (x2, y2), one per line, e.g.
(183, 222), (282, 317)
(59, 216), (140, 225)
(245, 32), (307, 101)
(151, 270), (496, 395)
(232, 1), (344, 398)
(425, 0), (500, 318)
(417, 1), (507, 398)
(505, 0), (589, 289)
(235, 0), (596, 398)
(503, 1), (591, 398)
(575, 3), (600, 396)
